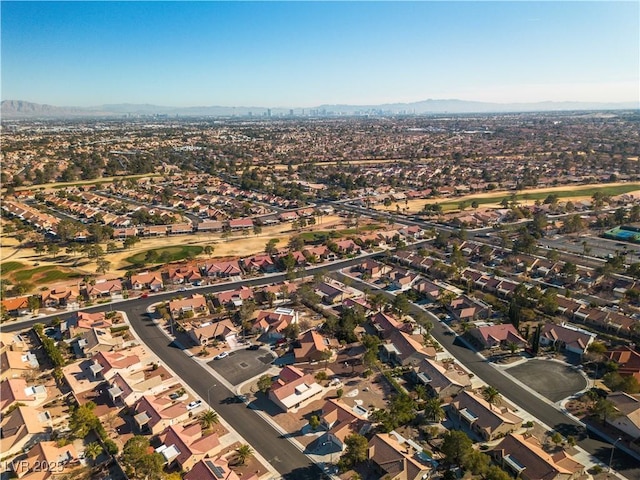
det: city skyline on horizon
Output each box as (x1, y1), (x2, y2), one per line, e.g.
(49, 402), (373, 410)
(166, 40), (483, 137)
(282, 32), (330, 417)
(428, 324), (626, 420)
(2, 1), (638, 108)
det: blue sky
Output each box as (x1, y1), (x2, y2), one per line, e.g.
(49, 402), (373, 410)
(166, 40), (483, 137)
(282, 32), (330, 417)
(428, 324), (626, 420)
(1, 1), (638, 107)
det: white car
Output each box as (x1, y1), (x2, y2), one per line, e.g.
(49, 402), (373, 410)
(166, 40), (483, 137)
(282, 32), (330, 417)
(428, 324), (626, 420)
(187, 400), (202, 410)
(214, 351), (229, 360)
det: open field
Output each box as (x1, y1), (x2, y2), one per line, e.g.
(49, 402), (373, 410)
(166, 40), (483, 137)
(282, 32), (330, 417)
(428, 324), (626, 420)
(375, 182), (640, 214)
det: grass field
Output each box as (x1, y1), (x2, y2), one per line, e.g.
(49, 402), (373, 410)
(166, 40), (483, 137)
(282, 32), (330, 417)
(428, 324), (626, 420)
(13, 265), (83, 283)
(297, 224), (382, 242)
(125, 245), (204, 265)
(1, 261), (25, 275)
(437, 183), (640, 212)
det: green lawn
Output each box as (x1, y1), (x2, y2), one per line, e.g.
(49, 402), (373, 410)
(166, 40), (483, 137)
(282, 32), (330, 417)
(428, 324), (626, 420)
(1, 261), (24, 275)
(125, 245), (203, 265)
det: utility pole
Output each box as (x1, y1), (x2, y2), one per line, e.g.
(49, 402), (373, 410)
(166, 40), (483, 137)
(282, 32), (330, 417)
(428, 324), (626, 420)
(608, 437), (621, 472)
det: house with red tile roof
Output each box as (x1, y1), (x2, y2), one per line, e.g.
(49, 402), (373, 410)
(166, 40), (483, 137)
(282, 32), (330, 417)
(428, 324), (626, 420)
(0, 378), (46, 413)
(12, 441), (78, 479)
(130, 271), (164, 291)
(185, 457), (258, 480)
(491, 433), (585, 480)
(1, 295), (30, 316)
(469, 324), (527, 350)
(157, 423), (222, 472)
(368, 432), (433, 480)
(167, 266), (203, 285)
(294, 330), (334, 363)
(606, 346), (640, 382)
(254, 308), (298, 338)
(318, 399), (371, 451)
(0, 405), (51, 456)
(201, 259), (242, 278)
(268, 365), (324, 413)
(41, 285), (80, 308)
(169, 294), (209, 319)
(133, 395), (191, 434)
(540, 323), (596, 356)
(215, 286), (254, 307)
(450, 390), (523, 441)
(85, 279), (123, 300)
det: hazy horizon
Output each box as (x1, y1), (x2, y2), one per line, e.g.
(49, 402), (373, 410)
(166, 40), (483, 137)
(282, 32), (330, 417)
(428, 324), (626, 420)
(2, 1), (638, 107)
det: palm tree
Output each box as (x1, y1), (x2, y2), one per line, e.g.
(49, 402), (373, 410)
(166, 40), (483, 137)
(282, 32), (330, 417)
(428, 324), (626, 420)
(235, 444), (254, 465)
(198, 409), (219, 431)
(423, 397), (445, 423)
(482, 386), (501, 407)
(84, 442), (103, 462)
(415, 385), (427, 402)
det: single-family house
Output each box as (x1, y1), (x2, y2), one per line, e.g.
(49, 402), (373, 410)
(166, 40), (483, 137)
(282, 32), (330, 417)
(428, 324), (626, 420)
(133, 395), (191, 435)
(0, 351), (39, 380)
(12, 441), (79, 479)
(268, 365), (324, 413)
(450, 390), (523, 441)
(368, 432), (434, 480)
(294, 330), (334, 363)
(185, 457), (258, 480)
(469, 324), (527, 350)
(0, 406), (51, 456)
(491, 433), (585, 480)
(540, 323), (596, 356)
(157, 423), (222, 472)
(187, 319), (238, 347)
(130, 271), (164, 291)
(414, 358), (472, 400)
(606, 392), (640, 440)
(85, 279), (123, 300)
(318, 399), (371, 451)
(169, 294), (209, 319)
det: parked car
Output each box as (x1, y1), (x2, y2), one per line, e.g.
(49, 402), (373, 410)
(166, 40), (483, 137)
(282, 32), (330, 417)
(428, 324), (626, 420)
(214, 351), (229, 360)
(247, 344), (260, 351)
(187, 400), (202, 410)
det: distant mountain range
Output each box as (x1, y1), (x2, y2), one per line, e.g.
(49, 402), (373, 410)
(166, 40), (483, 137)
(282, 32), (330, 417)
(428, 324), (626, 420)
(1, 98), (637, 119)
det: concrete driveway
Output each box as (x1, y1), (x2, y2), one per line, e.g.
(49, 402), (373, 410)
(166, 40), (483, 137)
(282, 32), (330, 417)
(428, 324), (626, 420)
(505, 359), (588, 403)
(208, 347), (276, 386)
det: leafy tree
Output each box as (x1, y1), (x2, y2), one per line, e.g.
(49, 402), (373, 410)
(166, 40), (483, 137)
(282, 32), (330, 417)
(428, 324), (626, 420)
(485, 465), (512, 480)
(257, 374), (272, 394)
(69, 402), (100, 439)
(122, 436), (164, 480)
(551, 431), (564, 446)
(590, 398), (619, 424)
(463, 449), (490, 476)
(441, 430), (473, 466)
(309, 415), (320, 430)
(265, 238), (280, 255)
(338, 434), (368, 471)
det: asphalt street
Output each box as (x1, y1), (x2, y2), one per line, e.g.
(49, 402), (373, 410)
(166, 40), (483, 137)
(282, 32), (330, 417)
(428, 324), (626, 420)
(337, 273), (640, 479)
